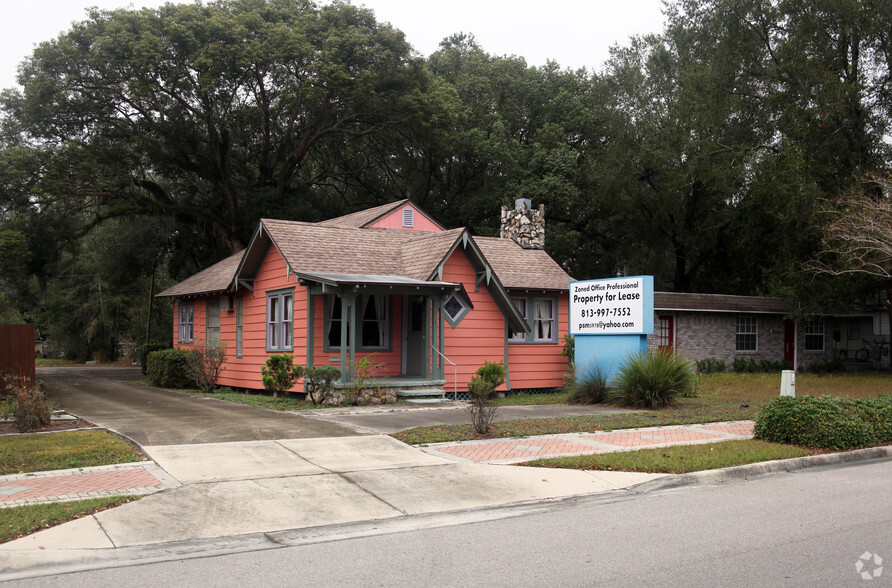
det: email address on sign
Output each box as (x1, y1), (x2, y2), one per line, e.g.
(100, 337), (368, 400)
(578, 321), (637, 330)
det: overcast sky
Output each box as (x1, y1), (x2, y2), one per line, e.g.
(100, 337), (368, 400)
(1, 0), (668, 91)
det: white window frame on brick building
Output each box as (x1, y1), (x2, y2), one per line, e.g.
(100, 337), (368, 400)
(736, 315), (757, 351)
(805, 317), (825, 351)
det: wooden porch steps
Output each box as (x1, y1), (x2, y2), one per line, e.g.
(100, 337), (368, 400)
(396, 388), (448, 403)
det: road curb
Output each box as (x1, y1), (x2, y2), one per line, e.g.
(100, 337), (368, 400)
(628, 445), (892, 493)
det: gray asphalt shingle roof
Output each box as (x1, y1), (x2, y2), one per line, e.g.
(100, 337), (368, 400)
(159, 202), (574, 297)
(156, 251), (244, 298)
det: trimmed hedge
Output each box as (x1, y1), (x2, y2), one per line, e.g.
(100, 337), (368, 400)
(146, 348), (197, 389)
(754, 395), (892, 450)
(140, 343), (169, 375)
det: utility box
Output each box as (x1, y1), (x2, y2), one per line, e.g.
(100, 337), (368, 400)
(780, 370), (796, 397)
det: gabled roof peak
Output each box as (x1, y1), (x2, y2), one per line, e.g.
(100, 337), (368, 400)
(317, 199), (445, 232)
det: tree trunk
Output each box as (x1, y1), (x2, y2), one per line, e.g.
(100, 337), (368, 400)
(145, 256), (156, 345)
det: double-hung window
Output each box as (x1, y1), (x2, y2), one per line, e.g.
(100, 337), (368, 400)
(805, 317), (824, 351)
(509, 296), (557, 344)
(178, 302), (194, 343)
(533, 299), (555, 342)
(267, 290), (294, 351)
(736, 316), (757, 351)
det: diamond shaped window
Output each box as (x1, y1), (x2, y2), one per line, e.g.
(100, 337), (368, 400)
(444, 294), (467, 322)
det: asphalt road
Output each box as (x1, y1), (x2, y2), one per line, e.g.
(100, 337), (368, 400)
(9, 456), (891, 586)
(38, 366), (361, 445)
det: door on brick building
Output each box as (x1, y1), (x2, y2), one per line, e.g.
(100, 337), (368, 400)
(784, 320), (795, 366)
(657, 315), (674, 350)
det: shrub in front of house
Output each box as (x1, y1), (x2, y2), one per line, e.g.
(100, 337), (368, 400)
(732, 357), (759, 373)
(476, 361), (507, 393)
(568, 363), (609, 404)
(2, 376), (51, 432)
(695, 358), (727, 374)
(807, 358), (846, 374)
(139, 343), (169, 375)
(188, 343), (227, 394)
(466, 376), (499, 434)
(304, 365), (340, 405)
(261, 354), (303, 399)
(608, 350), (697, 409)
(146, 348), (197, 389)
(466, 362), (506, 434)
(731, 357), (790, 373)
(758, 359), (790, 372)
(754, 395), (892, 450)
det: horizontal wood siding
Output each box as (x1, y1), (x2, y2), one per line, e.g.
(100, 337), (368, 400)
(0, 323), (36, 382)
(368, 206), (442, 232)
(170, 248), (305, 392)
(507, 295), (570, 389)
(218, 246), (306, 391)
(442, 250), (506, 392)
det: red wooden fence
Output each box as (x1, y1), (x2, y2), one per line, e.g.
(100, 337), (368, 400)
(0, 324), (36, 383)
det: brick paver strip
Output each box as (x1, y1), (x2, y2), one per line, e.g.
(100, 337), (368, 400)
(437, 437), (598, 461)
(0, 469), (164, 501)
(426, 422), (758, 464)
(581, 428), (724, 448)
(698, 422), (755, 436)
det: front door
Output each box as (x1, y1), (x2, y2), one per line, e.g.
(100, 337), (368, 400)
(405, 296), (426, 376)
(657, 315), (674, 350)
(784, 320), (795, 366)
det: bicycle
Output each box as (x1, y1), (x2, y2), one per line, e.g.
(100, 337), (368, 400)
(855, 339), (889, 362)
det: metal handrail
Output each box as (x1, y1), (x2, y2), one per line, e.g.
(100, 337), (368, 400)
(431, 345), (458, 399)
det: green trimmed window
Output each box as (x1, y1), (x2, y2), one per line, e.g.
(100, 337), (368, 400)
(267, 289), (294, 351)
(326, 294), (389, 350)
(178, 302), (194, 343)
(509, 295), (558, 344)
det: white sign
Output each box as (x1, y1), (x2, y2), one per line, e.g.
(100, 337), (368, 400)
(570, 276), (652, 335)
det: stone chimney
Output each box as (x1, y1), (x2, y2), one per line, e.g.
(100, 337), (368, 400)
(500, 199), (545, 249)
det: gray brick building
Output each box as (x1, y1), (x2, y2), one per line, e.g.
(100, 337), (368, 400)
(645, 293), (890, 372)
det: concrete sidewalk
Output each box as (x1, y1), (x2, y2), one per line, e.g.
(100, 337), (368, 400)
(0, 431), (672, 578)
(0, 419), (832, 581)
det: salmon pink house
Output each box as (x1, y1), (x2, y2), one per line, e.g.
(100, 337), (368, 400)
(157, 200), (572, 399)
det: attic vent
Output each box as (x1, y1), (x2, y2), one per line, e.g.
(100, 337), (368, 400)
(402, 208), (414, 228)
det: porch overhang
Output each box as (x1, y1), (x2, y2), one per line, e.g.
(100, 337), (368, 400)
(296, 272), (464, 295)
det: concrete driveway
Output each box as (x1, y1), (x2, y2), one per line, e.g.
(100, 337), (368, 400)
(39, 366), (361, 445)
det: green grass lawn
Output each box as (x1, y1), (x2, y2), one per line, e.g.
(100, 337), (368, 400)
(0, 430), (147, 544)
(0, 430), (144, 475)
(1, 496), (141, 544)
(174, 388), (319, 410)
(495, 391), (572, 405)
(392, 372), (892, 445)
(34, 358), (88, 367)
(524, 439), (813, 474)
